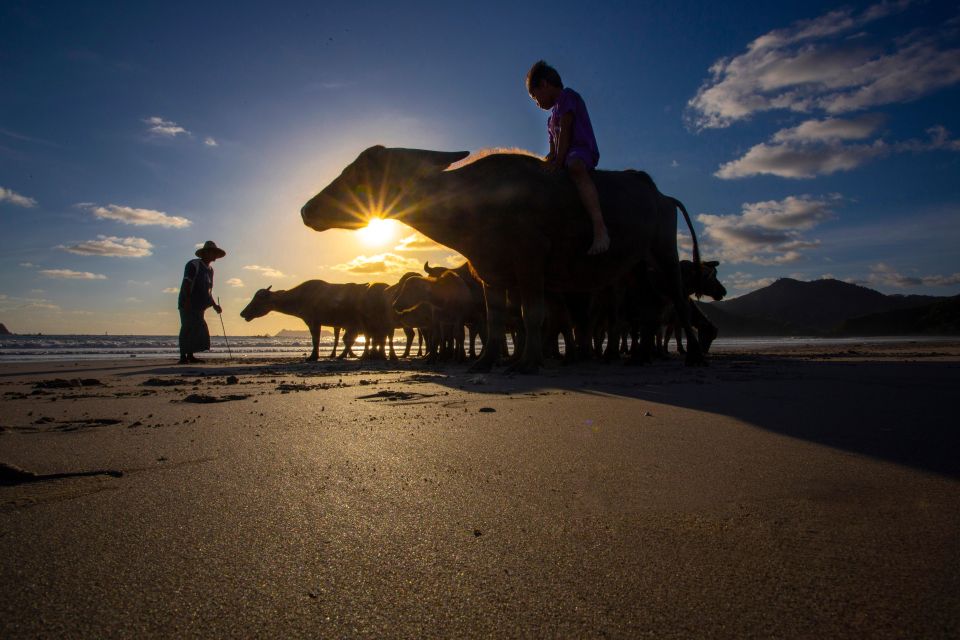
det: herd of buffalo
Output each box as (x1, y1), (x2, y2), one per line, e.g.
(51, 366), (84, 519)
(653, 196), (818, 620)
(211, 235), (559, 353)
(239, 256), (727, 370)
(243, 146), (731, 373)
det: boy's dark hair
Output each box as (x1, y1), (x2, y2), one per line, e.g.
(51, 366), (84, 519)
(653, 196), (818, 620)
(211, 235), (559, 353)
(526, 60), (563, 93)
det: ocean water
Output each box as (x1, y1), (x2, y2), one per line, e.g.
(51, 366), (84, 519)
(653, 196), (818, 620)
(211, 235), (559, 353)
(0, 334), (952, 363)
(0, 334), (329, 362)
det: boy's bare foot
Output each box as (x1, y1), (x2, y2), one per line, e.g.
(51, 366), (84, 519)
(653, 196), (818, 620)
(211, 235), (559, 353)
(588, 226), (611, 255)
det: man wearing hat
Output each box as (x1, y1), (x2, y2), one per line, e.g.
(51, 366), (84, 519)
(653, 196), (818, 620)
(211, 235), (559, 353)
(178, 241), (225, 364)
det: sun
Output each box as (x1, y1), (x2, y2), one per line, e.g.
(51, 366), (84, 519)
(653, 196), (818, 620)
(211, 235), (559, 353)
(357, 217), (400, 246)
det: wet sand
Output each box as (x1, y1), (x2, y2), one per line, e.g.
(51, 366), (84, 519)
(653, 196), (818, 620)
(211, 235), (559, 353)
(2, 341), (959, 638)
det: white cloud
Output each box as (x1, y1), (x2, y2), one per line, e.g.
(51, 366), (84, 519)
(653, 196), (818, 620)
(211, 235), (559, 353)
(163, 287), (179, 294)
(867, 263), (960, 288)
(204, 137), (218, 147)
(726, 272), (778, 291)
(144, 116), (189, 138)
(771, 114), (884, 143)
(0, 295), (60, 311)
(697, 195), (836, 265)
(393, 232), (447, 253)
(0, 186), (37, 208)
(895, 125), (960, 152)
(82, 203), (191, 228)
(226, 278), (244, 287)
(330, 253), (423, 277)
(59, 235), (153, 257)
(716, 121), (960, 179)
(716, 137), (888, 179)
(687, 1), (959, 129)
(19, 262), (36, 268)
(440, 253), (468, 268)
(40, 269), (107, 280)
(243, 265), (288, 278)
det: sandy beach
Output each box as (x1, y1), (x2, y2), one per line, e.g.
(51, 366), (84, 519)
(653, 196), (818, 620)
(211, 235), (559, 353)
(1, 341), (958, 638)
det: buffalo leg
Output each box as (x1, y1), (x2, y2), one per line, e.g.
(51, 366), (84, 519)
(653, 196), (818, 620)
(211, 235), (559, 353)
(662, 259), (705, 365)
(308, 323), (320, 362)
(673, 323), (686, 354)
(387, 330), (397, 360)
(508, 278), (545, 374)
(328, 326), (341, 358)
(470, 284), (506, 372)
(339, 329), (357, 359)
(401, 327), (414, 358)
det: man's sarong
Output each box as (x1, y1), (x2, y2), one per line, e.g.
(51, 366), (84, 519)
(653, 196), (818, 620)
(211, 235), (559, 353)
(179, 308), (211, 353)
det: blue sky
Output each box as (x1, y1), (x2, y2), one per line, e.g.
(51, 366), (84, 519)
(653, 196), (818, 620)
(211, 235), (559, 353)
(1, 0), (958, 334)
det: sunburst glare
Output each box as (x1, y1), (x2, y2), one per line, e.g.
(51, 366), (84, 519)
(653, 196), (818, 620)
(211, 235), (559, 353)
(357, 217), (401, 246)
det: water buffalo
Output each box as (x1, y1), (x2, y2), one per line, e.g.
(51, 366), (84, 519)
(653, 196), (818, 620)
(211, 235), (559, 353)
(660, 260), (727, 355)
(422, 261), (486, 358)
(393, 271), (474, 362)
(301, 146), (703, 372)
(239, 280), (367, 360)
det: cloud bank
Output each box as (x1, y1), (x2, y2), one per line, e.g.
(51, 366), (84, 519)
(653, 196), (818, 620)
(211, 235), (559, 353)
(82, 204), (192, 228)
(867, 263), (960, 288)
(59, 235), (153, 257)
(40, 269), (107, 280)
(687, 1), (960, 130)
(144, 116), (189, 138)
(331, 253), (423, 277)
(0, 186), (38, 208)
(243, 265), (288, 279)
(697, 195), (837, 264)
(716, 119), (960, 179)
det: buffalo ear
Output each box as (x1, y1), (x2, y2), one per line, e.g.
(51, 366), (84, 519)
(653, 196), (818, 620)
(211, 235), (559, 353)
(705, 261), (719, 268)
(266, 285), (272, 291)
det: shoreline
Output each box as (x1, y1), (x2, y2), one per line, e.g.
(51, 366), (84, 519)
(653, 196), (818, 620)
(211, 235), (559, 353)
(2, 340), (959, 637)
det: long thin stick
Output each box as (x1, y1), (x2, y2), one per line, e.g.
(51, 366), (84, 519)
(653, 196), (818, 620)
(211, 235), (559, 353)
(217, 296), (233, 360)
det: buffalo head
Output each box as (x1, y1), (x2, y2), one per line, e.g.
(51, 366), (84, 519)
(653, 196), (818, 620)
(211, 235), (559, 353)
(698, 261), (727, 301)
(682, 260), (727, 301)
(301, 146), (470, 232)
(239, 286), (274, 321)
(392, 275), (433, 314)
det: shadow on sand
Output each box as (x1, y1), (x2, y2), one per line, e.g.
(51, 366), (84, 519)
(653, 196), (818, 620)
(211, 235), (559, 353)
(124, 351), (960, 480)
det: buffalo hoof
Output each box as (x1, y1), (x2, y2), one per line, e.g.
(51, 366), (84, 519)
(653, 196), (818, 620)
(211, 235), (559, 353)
(505, 359), (541, 374)
(684, 352), (708, 367)
(306, 355), (319, 362)
(468, 359), (494, 373)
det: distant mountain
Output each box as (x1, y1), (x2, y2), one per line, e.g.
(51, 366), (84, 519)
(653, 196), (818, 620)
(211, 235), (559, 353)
(839, 295), (960, 335)
(695, 303), (791, 337)
(0, 323), (10, 335)
(702, 278), (946, 335)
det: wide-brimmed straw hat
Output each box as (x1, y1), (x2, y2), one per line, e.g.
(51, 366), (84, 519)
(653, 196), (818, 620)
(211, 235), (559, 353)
(195, 240), (226, 259)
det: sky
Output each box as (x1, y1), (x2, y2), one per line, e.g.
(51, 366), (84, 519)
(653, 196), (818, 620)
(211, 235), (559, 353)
(1, 0), (959, 335)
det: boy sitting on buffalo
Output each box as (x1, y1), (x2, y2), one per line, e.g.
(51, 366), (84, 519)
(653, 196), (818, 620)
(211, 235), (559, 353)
(526, 60), (610, 255)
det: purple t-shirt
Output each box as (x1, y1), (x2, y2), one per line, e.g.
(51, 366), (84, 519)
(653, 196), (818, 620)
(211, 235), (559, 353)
(548, 87), (600, 168)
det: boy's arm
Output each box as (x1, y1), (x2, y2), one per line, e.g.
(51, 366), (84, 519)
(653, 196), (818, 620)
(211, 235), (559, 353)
(553, 111), (575, 165)
(545, 137), (556, 163)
